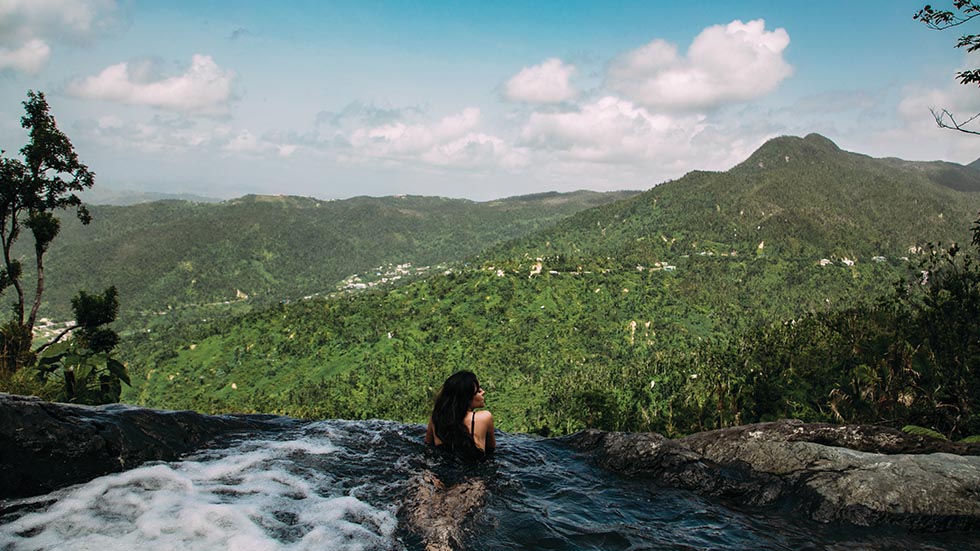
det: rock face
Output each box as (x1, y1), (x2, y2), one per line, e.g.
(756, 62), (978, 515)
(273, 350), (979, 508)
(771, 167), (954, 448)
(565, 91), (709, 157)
(561, 420), (980, 532)
(0, 393), (290, 499)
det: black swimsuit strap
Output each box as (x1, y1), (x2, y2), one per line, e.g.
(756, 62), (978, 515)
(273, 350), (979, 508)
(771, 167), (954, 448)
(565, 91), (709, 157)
(471, 411), (476, 438)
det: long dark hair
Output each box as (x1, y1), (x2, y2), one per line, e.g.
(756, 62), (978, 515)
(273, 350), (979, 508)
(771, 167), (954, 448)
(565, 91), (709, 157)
(431, 371), (482, 460)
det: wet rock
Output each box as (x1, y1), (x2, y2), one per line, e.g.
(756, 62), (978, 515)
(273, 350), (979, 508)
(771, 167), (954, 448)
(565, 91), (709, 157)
(561, 420), (980, 531)
(0, 393), (290, 499)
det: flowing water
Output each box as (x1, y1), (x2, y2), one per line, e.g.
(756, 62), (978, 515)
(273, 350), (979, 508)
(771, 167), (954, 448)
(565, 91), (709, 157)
(0, 420), (975, 550)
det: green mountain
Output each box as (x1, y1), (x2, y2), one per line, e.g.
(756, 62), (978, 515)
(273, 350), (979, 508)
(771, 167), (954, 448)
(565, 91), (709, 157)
(490, 134), (978, 263)
(120, 135), (980, 436)
(33, 190), (638, 320)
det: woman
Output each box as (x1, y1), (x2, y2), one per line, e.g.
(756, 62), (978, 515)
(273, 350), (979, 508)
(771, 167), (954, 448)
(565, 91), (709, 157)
(407, 371), (495, 550)
(425, 371), (495, 460)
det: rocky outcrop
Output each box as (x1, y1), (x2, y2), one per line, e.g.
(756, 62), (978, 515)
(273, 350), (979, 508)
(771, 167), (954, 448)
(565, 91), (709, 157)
(0, 393), (291, 499)
(561, 420), (980, 532)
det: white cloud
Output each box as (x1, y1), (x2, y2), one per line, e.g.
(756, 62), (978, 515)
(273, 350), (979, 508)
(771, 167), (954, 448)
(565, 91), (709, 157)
(77, 116), (232, 153)
(0, 0), (121, 43)
(520, 96), (706, 163)
(325, 106), (527, 170)
(504, 58), (577, 103)
(223, 130), (297, 158)
(0, 39), (50, 74)
(607, 19), (792, 110)
(67, 55), (237, 116)
(79, 113), (299, 161)
(421, 133), (528, 169)
(432, 107), (481, 140)
(0, 0), (122, 74)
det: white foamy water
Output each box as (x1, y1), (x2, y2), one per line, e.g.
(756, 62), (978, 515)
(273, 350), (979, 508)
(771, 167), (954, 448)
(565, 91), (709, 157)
(0, 435), (398, 551)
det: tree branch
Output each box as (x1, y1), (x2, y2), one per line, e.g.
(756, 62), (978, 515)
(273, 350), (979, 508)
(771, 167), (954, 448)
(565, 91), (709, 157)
(915, 2), (980, 30)
(930, 108), (980, 135)
(34, 324), (77, 354)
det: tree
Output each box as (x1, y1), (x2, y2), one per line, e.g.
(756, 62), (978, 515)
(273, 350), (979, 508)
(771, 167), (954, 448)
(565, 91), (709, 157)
(35, 286), (129, 404)
(915, 1), (980, 134)
(0, 91), (94, 372)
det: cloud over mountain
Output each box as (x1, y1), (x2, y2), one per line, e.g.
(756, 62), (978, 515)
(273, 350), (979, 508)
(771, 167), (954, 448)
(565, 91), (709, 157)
(606, 19), (792, 110)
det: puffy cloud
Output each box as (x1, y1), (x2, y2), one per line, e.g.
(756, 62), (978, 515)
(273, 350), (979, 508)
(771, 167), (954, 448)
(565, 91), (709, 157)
(504, 58), (577, 104)
(421, 133), (528, 169)
(607, 19), (792, 110)
(320, 105), (527, 170)
(520, 96), (705, 163)
(0, 0), (123, 73)
(67, 55), (237, 116)
(0, 39), (50, 74)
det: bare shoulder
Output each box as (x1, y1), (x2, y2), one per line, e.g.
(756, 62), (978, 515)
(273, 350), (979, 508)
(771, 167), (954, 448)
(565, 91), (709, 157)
(476, 409), (496, 450)
(473, 409), (493, 430)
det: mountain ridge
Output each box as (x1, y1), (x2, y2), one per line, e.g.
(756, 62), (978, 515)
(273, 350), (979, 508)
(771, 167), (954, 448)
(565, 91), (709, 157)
(36, 189), (639, 320)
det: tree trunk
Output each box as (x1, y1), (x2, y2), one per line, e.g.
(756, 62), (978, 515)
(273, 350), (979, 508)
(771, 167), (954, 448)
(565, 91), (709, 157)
(27, 239), (44, 336)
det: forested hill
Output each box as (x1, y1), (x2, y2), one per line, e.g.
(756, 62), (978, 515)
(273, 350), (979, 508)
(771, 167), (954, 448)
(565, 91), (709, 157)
(969, 156), (980, 172)
(122, 134), (980, 436)
(36, 190), (638, 319)
(484, 133), (980, 265)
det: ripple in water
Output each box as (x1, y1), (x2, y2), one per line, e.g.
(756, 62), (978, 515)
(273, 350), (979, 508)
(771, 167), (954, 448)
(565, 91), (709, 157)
(0, 420), (976, 551)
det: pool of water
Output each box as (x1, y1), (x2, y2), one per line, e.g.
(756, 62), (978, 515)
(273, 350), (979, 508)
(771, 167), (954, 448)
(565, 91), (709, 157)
(1, 420), (975, 550)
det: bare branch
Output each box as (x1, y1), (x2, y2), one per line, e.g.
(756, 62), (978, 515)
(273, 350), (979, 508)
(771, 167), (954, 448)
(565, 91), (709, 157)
(34, 324), (77, 354)
(930, 108), (980, 135)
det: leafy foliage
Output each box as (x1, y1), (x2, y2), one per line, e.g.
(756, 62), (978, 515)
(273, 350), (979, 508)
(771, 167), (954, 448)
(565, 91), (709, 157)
(903, 425), (948, 440)
(0, 91), (94, 372)
(34, 287), (128, 404)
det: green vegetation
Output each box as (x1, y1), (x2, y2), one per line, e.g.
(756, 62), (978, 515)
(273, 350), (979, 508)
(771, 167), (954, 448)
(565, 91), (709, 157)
(0, 90), (130, 404)
(0, 91), (93, 372)
(37, 190), (638, 321)
(35, 287), (128, 404)
(117, 135), (980, 439)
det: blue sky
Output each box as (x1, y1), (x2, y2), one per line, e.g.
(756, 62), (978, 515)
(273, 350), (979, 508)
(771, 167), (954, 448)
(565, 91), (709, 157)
(0, 0), (978, 200)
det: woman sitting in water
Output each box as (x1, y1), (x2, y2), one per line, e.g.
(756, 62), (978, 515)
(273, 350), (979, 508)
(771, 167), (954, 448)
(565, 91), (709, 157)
(406, 371), (495, 550)
(425, 370), (495, 460)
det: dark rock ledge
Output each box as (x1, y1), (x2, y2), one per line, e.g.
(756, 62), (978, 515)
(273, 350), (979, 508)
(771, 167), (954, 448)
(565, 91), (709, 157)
(560, 420), (980, 532)
(0, 393), (290, 500)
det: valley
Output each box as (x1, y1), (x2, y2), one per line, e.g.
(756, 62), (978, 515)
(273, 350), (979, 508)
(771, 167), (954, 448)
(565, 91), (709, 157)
(94, 135), (980, 439)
